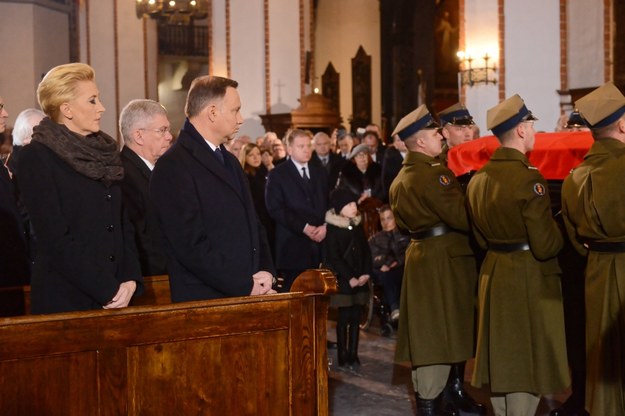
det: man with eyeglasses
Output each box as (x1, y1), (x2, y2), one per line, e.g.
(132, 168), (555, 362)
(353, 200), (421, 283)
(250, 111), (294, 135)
(119, 99), (173, 277)
(466, 95), (569, 416)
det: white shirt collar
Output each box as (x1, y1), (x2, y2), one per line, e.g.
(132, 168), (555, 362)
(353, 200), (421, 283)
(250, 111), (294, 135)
(291, 160), (309, 177)
(138, 155), (155, 171)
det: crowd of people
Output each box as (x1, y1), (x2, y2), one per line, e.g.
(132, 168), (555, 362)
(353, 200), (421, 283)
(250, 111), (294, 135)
(1, 61), (624, 415)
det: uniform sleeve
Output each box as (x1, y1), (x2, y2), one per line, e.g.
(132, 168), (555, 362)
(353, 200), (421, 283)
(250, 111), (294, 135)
(521, 173), (563, 260)
(425, 168), (471, 231)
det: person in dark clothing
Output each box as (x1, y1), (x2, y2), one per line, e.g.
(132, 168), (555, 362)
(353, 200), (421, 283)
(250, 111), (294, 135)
(150, 75), (276, 302)
(239, 142), (275, 258)
(17, 63), (143, 313)
(368, 204), (409, 321)
(119, 99), (172, 277)
(381, 134), (407, 201)
(0, 96), (30, 288)
(324, 188), (372, 368)
(336, 143), (384, 203)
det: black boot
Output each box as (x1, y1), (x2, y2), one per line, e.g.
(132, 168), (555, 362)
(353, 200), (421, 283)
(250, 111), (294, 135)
(415, 393), (458, 416)
(336, 324), (348, 367)
(347, 323), (361, 367)
(443, 362), (486, 415)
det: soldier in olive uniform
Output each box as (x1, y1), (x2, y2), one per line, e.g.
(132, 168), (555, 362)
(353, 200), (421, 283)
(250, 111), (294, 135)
(466, 95), (569, 416)
(561, 82), (625, 416)
(437, 103), (486, 415)
(389, 105), (481, 416)
(438, 103), (476, 165)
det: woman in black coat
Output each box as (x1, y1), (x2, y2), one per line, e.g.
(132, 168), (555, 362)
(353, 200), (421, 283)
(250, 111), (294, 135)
(336, 143), (384, 203)
(17, 63), (142, 314)
(324, 189), (372, 368)
(239, 143), (275, 257)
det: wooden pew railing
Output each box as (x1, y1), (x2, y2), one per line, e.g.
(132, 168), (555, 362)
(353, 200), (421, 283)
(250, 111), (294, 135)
(0, 269), (337, 416)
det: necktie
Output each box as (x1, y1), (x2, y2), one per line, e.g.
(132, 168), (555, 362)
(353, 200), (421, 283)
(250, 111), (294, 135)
(214, 147), (225, 165)
(321, 157), (328, 166)
(302, 166), (310, 181)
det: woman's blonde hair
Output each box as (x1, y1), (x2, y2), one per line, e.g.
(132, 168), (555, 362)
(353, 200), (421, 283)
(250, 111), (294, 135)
(239, 142), (261, 175)
(37, 63), (96, 121)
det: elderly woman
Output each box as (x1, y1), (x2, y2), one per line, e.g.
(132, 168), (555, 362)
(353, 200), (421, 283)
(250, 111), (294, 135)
(336, 143), (384, 203)
(17, 63), (142, 314)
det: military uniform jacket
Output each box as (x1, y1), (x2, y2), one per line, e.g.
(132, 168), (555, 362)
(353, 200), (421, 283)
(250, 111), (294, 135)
(561, 138), (625, 415)
(389, 151), (477, 366)
(466, 146), (568, 394)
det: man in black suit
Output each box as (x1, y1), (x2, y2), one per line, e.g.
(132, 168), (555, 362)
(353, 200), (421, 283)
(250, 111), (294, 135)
(311, 131), (345, 189)
(119, 99), (172, 277)
(363, 130), (386, 165)
(266, 129), (329, 292)
(150, 76), (276, 302)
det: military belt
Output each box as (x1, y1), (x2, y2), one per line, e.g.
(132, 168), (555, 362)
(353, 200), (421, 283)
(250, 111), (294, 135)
(584, 241), (625, 253)
(410, 224), (452, 240)
(488, 242), (530, 252)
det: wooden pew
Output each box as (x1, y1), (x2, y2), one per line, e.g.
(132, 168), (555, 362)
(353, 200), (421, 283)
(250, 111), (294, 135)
(0, 269), (337, 415)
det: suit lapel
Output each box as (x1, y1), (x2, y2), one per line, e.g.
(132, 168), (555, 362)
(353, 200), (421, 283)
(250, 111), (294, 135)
(179, 133), (244, 199)
(121, 146), (151, 181)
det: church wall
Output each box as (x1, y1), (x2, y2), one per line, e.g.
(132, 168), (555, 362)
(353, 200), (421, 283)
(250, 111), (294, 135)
(314, 0), (380, 131)
(0, 3), (69, 126)
(505, 0), (560, 132)
(463, 0), (499, 136)
(230, 0), (266, 139)
(568, 0), (604, 89)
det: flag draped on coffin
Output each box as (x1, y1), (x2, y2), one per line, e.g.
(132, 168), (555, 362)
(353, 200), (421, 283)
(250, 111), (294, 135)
(447, 131), (593, 180)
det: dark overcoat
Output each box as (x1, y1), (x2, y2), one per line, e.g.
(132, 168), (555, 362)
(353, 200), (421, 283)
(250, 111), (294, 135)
(323, 211), (371, 305)
(17, 141), (142, 314)
(561, 138), (625, 415)
(150, 121), (275, 302)
(336, 161), (384, 201)
(0, 164), (30, 286)
(389, 151), (477, 366)
(466, 146), (569, 394)
(265, 159), (328, 271)
(120, 146), (167, 276)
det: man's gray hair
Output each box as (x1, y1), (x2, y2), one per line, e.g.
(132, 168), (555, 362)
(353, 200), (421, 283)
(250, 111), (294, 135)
(119, 99), (168, 143)
(12, 108), (45, 146)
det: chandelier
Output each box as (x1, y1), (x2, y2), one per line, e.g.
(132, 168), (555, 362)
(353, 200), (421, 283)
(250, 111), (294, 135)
(136, 0), (209, 25)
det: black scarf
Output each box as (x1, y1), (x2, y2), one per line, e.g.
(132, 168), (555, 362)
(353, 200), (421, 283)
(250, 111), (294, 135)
(32, 117), (123, 186)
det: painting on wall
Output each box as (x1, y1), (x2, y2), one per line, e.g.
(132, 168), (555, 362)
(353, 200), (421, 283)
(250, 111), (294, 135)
(434, 0), (460, 89)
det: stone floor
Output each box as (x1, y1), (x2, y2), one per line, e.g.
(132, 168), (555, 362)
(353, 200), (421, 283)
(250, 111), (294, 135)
(327, 321), (570, 416)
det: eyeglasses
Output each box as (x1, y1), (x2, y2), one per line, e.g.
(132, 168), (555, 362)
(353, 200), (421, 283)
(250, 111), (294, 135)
(139, 126), (170, 136)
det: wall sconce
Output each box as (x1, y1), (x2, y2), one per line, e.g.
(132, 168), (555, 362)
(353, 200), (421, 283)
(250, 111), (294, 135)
(456, 51), (497, 87)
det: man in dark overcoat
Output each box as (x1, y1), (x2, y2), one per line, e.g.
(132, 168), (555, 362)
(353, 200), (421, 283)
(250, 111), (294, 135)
(119, 99), (172, 277)
(150, 76), (276, 302)
(265, 129), (328, 292)
(466, 95), (569, 416)
(561, 82), (625, 416)
(389, 105), (480, 416)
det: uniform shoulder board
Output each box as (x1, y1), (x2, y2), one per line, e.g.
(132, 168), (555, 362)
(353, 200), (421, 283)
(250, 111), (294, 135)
(527, 166), (538, 170)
